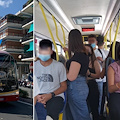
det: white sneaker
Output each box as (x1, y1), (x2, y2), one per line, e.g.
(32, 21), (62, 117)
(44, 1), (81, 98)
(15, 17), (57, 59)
(46, 116), (53, 120)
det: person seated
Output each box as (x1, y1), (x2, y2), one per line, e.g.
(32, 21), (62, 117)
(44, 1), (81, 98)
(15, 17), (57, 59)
(34, 39), (67, 120)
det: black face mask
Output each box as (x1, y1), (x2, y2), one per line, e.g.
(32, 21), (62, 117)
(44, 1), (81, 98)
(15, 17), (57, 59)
(88, 53), (92, 57)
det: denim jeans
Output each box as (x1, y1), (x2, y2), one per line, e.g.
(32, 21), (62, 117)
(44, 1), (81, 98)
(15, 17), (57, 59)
(97, 81), (103, 113)
(35, 102), (47, 120)
(67, 76), (91, 120)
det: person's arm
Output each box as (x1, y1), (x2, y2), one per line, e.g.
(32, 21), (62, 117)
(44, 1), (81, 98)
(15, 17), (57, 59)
(67, 61), (81, 81)
(54, 81), (67, 95)
(95, 49), (103, 62)
(37, 81), (67, 104)
(34, 96), (37, 105)
(100, 60), (106, 79)
(100, 68), (105, 79)
(87, 60), (100, 79)
(108, 66), (120, 93)
(97, 57), (104, 62)
(63, 47), (68, 52)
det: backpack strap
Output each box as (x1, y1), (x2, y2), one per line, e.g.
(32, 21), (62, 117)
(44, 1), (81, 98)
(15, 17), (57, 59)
(98, 49), (103, 59)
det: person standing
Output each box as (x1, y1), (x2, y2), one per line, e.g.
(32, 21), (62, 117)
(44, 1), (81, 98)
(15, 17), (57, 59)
(88, 35), (104, 113)
(64, 29), (91, 120)
(86, 45), (100, 120)
(96, 35), (109, 116)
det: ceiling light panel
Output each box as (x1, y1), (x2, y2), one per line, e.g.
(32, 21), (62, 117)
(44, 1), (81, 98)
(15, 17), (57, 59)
(72, 16), (102, 25)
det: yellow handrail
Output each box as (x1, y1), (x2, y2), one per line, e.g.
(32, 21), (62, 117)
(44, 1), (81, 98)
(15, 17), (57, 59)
(60, 23), (66, 46)
(52, 15), (69, 59)
(104, 32), (108, 50)
(109, 23), (113, 46)
(60, 23), (69, 59)
(104, 35), (106, 49)
(82, 36), (85, 42)
(38, 2), (59, 61)
(52, 15), (64, 46)
(112, 15), (120, 59)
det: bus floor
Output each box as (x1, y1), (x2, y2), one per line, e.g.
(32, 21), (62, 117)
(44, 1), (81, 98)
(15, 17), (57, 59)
(45, 114), (107, 120)
(34, 109), (107, 120)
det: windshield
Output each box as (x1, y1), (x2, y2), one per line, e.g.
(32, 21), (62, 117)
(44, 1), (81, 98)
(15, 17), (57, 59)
(0, 53), (18, 93)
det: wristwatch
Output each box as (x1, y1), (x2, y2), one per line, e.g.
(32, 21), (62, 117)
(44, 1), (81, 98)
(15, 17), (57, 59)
(51, 92), (55, 98)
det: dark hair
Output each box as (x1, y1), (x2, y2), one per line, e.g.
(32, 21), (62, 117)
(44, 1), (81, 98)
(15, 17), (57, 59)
(51, 51), (56, 60)
(97, 35), (104, 46)
(39, 39), (52, 49)
(59, 54), (66, 65)
(117, 43), (120, 60)
(85, 44), (96, 68)
(68, 29), (87, 58)
(106, 41), (120, 60)
(103, 42), (120, 69)
(88, 34), (97, 39)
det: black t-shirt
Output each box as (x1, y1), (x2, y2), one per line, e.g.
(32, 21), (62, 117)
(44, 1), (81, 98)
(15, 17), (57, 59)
(66, 52), (89, 76)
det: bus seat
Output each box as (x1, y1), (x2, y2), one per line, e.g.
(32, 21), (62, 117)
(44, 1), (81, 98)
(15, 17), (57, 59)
(59, 92), (67, 120)
(106, 57), (115, 99)
(105, 57), (115, 120)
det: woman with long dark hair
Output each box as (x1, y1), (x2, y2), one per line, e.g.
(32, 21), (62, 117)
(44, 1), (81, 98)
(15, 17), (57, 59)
(65, 29), (91, 120)
(86, 45), (100, 120)
(107, 43), (120, 120)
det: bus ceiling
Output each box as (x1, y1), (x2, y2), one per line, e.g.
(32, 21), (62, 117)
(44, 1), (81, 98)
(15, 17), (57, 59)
(35, 0), (120, 43)
(37, 0), (120, 34)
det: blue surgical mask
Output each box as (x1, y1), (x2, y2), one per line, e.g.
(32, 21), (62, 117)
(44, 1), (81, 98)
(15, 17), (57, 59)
(38, 54), (51, 61)
(91, 43), (96, 48)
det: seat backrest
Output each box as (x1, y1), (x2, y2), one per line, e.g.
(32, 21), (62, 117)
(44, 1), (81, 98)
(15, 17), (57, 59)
(60, 91), (67, 113)
(105, 57), (115, 98)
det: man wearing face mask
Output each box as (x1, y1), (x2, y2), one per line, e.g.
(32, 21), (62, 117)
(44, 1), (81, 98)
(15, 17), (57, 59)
(88, 34), (103, 114)
(34, 39), (67, 120)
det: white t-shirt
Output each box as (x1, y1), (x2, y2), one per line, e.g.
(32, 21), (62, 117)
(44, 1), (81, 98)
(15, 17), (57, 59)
(94, 49), (109, 61)
(94, 49), (109, 82)
(34, 59), (67, 99)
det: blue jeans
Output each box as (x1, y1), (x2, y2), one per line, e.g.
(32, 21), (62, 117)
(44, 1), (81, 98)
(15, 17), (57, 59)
(35, 102), (47, 120)
(67, 76), (91, 120)
(97, 81), (103, 113)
